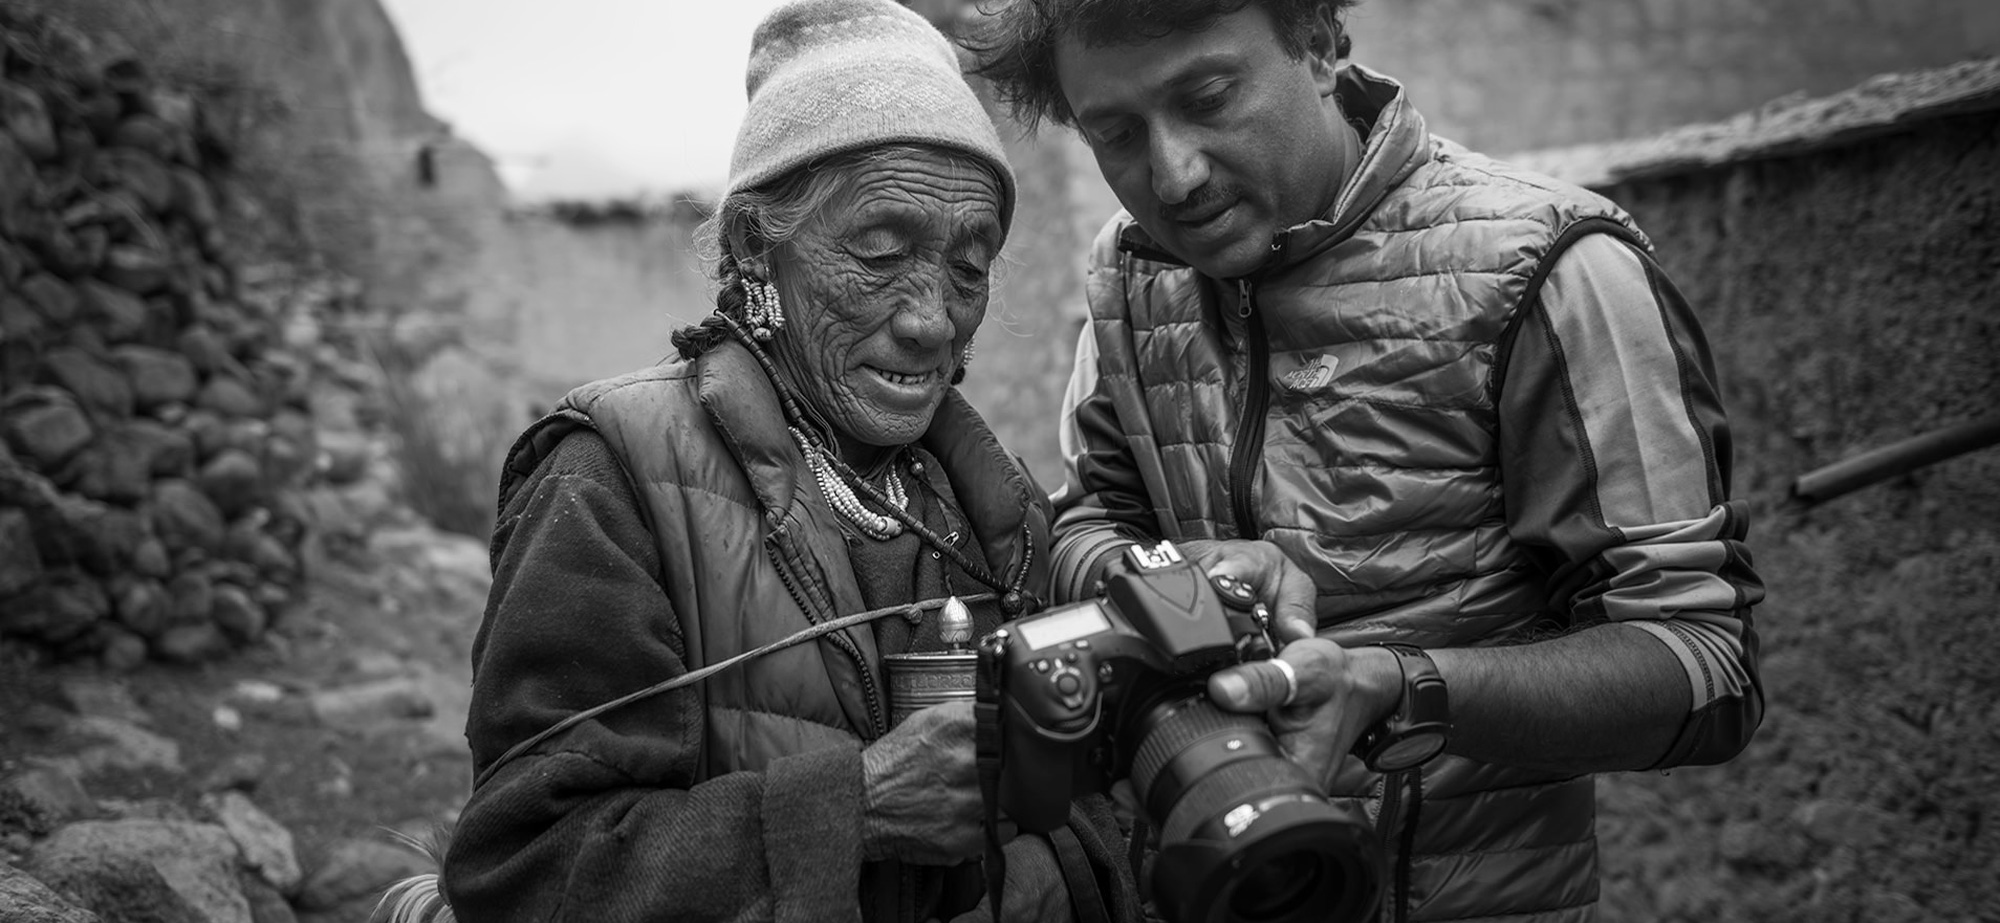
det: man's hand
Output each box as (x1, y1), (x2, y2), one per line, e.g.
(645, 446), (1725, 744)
(1207, 639), (1403, 787)
(861, 700), (981, 864)
(1175, 539), (1317, 642)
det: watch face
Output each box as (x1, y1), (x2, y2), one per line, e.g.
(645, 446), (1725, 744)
(1376, 732), (1447, 771)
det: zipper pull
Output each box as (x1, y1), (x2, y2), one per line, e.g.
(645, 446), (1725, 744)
(1237, 278), (1254, 318)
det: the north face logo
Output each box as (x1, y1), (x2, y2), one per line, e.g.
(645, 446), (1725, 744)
(1279, 354), (1338, 391)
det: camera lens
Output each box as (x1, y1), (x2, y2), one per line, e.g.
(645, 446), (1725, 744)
(1228, 850), (1330, 921)
(1129, 693), (1381, 923)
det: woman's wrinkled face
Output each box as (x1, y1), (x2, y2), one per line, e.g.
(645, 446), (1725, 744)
(763, 149), (1003, 463)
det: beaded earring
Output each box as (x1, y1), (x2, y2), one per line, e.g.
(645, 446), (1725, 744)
(742, 277), (785, 341)
(951, 337), (976, 384)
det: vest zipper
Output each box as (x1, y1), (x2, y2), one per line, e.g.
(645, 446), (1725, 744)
(1228, 277), (1271, 540)
(765, 539), (889, 738)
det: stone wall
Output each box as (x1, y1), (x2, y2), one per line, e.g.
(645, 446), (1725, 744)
(0, 5), (351, 666)
(1529, 64), (2000, 921)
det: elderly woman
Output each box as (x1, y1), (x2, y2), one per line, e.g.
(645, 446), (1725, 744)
(433, 1), (1136, 921)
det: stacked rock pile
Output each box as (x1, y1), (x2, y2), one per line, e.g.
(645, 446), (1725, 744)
(0, 7), (325, 665)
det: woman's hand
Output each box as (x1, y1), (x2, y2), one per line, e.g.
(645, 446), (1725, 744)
(949, 834), (1072, 923)
(861, 700), (982, 864)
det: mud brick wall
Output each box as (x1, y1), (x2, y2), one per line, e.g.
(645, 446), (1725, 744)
(0, 7), (324, 666)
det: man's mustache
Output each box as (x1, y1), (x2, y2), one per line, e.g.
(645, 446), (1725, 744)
(1158, 183), (1243, 224)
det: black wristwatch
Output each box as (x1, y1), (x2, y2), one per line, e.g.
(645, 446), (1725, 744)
(1352, 644), (1451, 773)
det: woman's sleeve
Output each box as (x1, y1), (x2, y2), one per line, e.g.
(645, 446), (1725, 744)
(442, 430), (867, 923)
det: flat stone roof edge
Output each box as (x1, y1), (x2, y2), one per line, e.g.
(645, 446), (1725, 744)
(1505, 56), (2000, 189)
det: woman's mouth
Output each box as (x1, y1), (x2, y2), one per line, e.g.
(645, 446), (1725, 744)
(870, 367), (933, 387)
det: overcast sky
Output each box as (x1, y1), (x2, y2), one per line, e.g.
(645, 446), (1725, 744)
(378, 0), (792, 200)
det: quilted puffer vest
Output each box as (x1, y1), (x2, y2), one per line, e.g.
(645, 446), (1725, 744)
(1081, 67), (1646, 922)
(496, 341), (1049, 779)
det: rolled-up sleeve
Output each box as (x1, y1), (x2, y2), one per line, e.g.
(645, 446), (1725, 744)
(1500, 231), (1766, 768)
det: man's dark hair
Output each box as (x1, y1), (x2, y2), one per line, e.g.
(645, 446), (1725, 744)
(969, 0), (1358, 131)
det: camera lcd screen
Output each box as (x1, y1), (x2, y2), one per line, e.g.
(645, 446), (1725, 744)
(1018, 606), (1111, 651)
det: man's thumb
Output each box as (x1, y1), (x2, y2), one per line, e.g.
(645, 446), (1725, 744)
(1208, 662), (1289, 712)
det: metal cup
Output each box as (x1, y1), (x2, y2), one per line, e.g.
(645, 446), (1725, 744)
(882, 650), (978, 727)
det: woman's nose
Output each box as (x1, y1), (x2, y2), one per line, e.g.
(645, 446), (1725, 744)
(891, 273), (955, 347)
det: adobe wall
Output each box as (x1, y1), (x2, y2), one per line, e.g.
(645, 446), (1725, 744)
(1575, 96), (2000, 922)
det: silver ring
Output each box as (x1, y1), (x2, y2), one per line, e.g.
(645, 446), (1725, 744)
(1270, 658), (1299, 707)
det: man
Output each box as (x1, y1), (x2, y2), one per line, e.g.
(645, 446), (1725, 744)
(974, 1), (1765, 920)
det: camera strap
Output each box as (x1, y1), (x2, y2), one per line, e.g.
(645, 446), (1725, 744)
(473, 592), (996, 790)
(975, 633), (1009, 922)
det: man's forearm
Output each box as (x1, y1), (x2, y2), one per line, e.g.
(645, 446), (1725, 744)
(1427, 622), (1688, 774)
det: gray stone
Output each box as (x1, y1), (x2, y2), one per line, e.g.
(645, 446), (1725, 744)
(153, 623), (224, 663)
(294, 837), (431, 912)
(0, 507), (43, 597)
(67, 714), (182, 776)
(92, 148), (174, 214)
(148, 480), (224, 551)
(165, 572), (214, 626)
(236, 872), (295, 923)
(210, 585), (266, 643)
(27, 820), (244, 923)
(197, 753), (268, 795)
(2, 388), (95, 469)
(70, 429), (159, 506)
(169, 167), (217, 229)
(99, 244), (171, 296)
(196, 450), (263, 519)
(41, 348), (133, 419)
(314, 430), (372, 485)
(98, 627), (148, 672)
(0, 133), (31, 224)
(1791, 799), (1902, 851)
(20, 273), (80, 324)
(0, 864), (101, 923)
(0, 81), (56, 161)
(111, 577), (169, 637)
(58, 676), (150, 725)
(112, 346), (197, 409)
(310, 678), (436, 731)
(1, 292), (44, 349)
(47, 497), (144, 577)
(109, 116), (182, 164)
(176, 325), (239, 377)
(202, 791), (301, 894)
(0, 574), (107, 643)
(2, 763), (97, 827)
(75, 281), (149, 344)
(194, 377), (265, 419)
(130, 537), (170, 578)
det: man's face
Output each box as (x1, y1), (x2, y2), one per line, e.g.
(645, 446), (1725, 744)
(1055, 4), (1347, 279)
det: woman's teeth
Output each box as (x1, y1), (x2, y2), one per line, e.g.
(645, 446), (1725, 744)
(878, 369), (928, 386)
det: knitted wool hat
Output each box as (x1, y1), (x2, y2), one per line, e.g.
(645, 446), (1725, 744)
(728, 0), (1015, 231)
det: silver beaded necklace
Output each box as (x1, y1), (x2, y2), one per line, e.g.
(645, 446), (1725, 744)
(788, 426), (908, 540)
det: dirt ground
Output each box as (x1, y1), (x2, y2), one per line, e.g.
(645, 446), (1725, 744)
(1, 521), (485, 922)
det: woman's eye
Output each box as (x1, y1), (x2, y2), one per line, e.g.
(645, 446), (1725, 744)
(951, 260), (988, 286)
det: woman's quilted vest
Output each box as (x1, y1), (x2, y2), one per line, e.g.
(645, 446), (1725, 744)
(1081, 72), (1647, 921)
(496, 342), (1046, 779)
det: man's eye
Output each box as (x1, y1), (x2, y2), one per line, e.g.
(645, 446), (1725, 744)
(1093, 124), (1137, 150)
(1188, 86), (1231, 115)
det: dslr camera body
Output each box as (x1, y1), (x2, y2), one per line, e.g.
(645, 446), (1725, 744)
(978, 541), (1383, 923)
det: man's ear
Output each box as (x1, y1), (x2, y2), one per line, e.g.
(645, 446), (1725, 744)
(1306, 4), (1345, 96)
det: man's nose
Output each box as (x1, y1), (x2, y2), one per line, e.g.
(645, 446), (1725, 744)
(1149, 128), (1209, 206)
